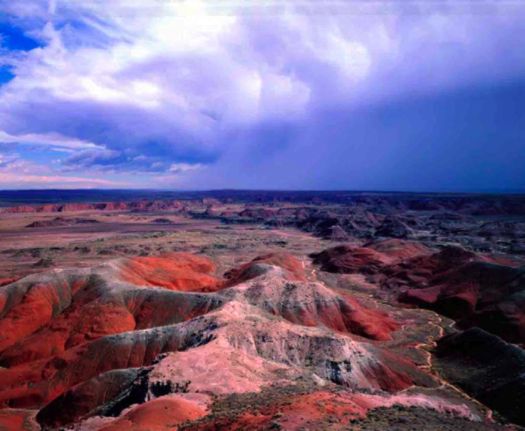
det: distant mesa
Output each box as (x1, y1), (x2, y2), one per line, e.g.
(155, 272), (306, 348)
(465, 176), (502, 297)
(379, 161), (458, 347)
(151, 218), (176, 224)
(2, 200), (188, 215)
(2, 193), (524, 255)
(26, 216), (100, 228)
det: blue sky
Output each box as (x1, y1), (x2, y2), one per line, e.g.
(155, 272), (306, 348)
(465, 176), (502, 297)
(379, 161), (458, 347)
(0, 0), (524, 190)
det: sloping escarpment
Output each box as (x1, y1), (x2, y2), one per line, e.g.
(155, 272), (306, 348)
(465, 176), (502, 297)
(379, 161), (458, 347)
(35, 368), (142, 428)
(0, 316), (220, 409)
(313, 240), (525, 345)
(311, 239), (432, 275)
(435, 328), (525, 426)
(311, 239), (525, 427)
(0, 408), (40, 431)
(0, 251), (511, 430)
(224, 252), (307, 285)
(401, 262), (525, 343)
(0, 271), (94, 353)
(116, 253), (221, 292)
(225, 275), (398, 341)
(0, 280), (223, 368)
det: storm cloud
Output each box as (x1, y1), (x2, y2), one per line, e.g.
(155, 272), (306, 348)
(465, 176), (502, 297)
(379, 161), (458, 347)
(0, 0), (524, 190)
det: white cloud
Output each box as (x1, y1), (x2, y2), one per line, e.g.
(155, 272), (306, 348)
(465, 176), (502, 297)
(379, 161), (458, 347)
(0, 130), (104, 151)
(0, 171), (123, 187)
(3, 1), (522, 126)
(0, 149), (124, 188)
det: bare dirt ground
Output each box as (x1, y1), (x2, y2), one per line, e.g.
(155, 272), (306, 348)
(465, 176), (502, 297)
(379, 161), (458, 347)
(0, 211), (334, 282)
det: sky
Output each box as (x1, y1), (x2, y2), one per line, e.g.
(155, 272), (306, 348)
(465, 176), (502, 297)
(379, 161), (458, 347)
(0, 0), (524, 191)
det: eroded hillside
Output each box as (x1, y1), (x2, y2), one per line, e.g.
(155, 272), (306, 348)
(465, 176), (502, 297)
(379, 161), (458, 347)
(0, 192), (523, 430)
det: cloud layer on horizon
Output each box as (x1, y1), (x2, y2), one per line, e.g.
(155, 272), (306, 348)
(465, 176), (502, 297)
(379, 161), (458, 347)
(0, 0), (524, 190)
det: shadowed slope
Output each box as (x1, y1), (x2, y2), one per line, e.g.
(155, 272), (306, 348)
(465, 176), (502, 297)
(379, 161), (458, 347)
(313, 240), (525, 344)
(311, 239), (431, 275)
(435, 328), (525, 426)
(225, 266), (398, 341)
(0, 250), (500, 430)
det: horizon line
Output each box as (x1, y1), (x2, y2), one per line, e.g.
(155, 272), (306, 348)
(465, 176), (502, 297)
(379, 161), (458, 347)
(0, 188), (525, 196)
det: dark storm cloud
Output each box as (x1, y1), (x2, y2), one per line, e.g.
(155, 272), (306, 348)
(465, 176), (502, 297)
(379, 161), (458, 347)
(0, 0), (524, 189)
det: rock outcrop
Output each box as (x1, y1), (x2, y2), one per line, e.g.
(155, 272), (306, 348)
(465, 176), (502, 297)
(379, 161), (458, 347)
(0, 251), (489, 430)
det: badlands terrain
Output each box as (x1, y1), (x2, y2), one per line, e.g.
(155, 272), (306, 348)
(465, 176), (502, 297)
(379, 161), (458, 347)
(0, 190), (524, 430)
